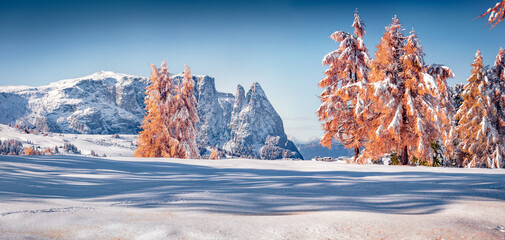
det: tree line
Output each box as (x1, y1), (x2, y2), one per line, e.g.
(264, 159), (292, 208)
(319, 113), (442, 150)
(318, 10), (505, 168)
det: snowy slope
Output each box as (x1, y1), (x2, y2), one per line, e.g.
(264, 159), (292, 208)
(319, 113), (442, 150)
(0, 124), (136, 157)
(0, 71), (149, 134)
(0, 155), (504, 239)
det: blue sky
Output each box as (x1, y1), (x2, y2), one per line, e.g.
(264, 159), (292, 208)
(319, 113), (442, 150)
(1, 0), (504, 142)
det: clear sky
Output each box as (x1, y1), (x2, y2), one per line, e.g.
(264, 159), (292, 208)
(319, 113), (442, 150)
(1, 0), (504, 142)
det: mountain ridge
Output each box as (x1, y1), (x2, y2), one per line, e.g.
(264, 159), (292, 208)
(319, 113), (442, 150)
(0, 71), (302, 159)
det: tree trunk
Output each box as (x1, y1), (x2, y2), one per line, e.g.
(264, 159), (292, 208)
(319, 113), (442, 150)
(354, 147), (360, 162)
(401, 146), (408, 165)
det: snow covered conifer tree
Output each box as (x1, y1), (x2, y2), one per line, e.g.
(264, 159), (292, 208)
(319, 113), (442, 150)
(364, 23), (446, 165)
(495, 48), (505, 80)
(494, 49), (505, 133)
(369, 16), (405, 84)
(361, 16), (406, 163)
(318, 9), (371, 162)
(172, 65), (200, 159)
(135, 63), (165, 157)
(478, 1), (505, 28)
(398, 31), (444, 163)
(157, 60), (183, 158)
(135, 60), (179, 158)
(426, 64), (456, 161)
(490, 48), (505, 168)
(455, 50), (504, 168)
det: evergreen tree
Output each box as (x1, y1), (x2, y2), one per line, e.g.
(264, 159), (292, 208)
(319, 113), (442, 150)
(455, 50), (503, 168)
(452, 83), (465, 112)
(493, 48), (505, 121)
(495, 48), (505, 79)
(318, 9), (371, 162)
(426, 64), (456, 160)
(491, 48), (505, 168)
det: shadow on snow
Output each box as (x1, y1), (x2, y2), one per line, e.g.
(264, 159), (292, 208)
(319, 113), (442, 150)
(0, 155), (504, 215)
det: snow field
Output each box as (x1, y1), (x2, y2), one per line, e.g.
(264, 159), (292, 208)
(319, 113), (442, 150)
(0, 124), (136, 157)
(1, 155), (505, 239)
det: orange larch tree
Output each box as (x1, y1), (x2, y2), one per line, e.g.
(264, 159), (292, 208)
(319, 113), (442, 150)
(135, 60), (180, 158)
(135, 63), (165, 157)
(171, 65), (200, 159)
(318, 9), (371, 161)
(455, 50), (504, 168)
(364, 18), (448, 165)
(361, 16), (406, 163)
(478, 1), (505, 28)
(157, 60), (184, 158)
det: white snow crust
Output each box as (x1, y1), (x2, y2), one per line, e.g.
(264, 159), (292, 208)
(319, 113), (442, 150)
(1, 154), (504, 239)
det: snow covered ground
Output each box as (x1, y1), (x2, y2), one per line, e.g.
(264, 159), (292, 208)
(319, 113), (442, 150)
(1, 155), (505, 239)
(0, 124), (136, 157)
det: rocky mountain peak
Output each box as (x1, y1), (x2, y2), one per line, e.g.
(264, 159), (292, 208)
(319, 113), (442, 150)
(247, 82), (265, 97)
(234, 84), (246, 112)
(0, 71), (302, 159)
(224, 82), (303, 159)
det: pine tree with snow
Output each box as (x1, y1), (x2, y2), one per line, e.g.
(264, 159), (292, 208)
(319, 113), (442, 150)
(363, 21), (448, 165)
(455, 50), (504, 168)
(493, 48), (505, 124)
(452, 83), (465, 112)
(361, 16), (406, 163)
(490, 48), (505, 168)
(495, 48), (505, 80)
(135, 62), (165, 157)
(171, 65), (201, 159)
(478, 1), (505, 28)
(157, 61), (184, 158)
(369, 16), (405, 85)
(135, 60), (179, 158)
(426, 64), (456, 161)
(318, 9), (371, 162)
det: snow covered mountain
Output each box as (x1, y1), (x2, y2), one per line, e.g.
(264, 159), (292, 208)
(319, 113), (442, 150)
(0, 71), (302, 159)
(223, 84), (302, 159)
(0, 71), (148, 134)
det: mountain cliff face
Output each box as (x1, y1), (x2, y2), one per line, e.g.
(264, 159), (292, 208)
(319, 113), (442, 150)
(0, 71), (302, 159)
(0, 71), (148, 134)
(223, 84), (302, 159)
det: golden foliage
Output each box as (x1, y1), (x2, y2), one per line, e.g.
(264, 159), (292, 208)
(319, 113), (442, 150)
(209, 150), (219, 160)
(455, 50), (505, 168)
(477, 0), (505, 28)
(135, 62), (200, 159)
(360, 21), (453, 165)
(317, 10), (370, 162)
(171, 65), (200, 159)
(24, 147), (41, 155)
(135, 60), (182, 158)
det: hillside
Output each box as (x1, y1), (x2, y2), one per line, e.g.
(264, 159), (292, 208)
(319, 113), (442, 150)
(0, 124), (136, 157)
